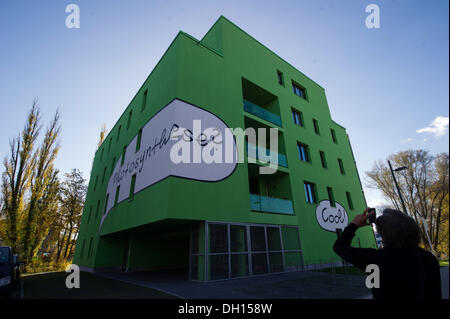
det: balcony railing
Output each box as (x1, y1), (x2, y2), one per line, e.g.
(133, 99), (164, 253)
(243, 99), (282, 126)
(250, 194), (294, 215)
(247, 142), (288, 167)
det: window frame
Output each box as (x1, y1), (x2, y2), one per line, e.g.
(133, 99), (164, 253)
(297, 142), (310, 162)
(319, 151), (327, 168)
(304, 182), (317, 204)
(327, 187), (336, 207)
(292, 81), (307, 100)
(291, 108), (304, 127)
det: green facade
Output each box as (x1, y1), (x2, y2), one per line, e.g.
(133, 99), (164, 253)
(73, 16), (376, 280)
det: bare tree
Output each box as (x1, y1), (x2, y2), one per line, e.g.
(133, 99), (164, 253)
(366, 150), (449, 257)
(57, 169), (87, 262)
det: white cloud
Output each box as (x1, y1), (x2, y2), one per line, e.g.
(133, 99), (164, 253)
(416, 116), (449, 138)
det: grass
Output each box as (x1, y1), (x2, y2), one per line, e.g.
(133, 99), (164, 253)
(439, 259), (449, 267)
(22, 271), (179, 299)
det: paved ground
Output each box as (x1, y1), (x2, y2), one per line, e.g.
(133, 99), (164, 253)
(97, 270), (371, 299)
(17, 271), (177, 299)
(8, 267), (448, 299)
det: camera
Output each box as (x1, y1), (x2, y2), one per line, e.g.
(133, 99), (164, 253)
(368, 208), (376, 224)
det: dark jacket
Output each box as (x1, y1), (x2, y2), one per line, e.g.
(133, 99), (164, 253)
(333, 223), (441, 299)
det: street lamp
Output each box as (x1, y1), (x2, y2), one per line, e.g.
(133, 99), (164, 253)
(387, 160), (408, 215)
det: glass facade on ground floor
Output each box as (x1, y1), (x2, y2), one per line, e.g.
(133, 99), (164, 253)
(189, 221), (303, 281)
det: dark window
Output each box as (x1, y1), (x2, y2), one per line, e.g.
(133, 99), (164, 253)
(292, 108), (303, 126)
(108, 137), (112, 153)
(136, 128), (142, 152)
(338, 158), (345, 175)
(209, 224), (228, 253)
(100, 148), (104, 161)
(277, 70), (284, 86)
(304, 182), (317, 204)
(111, 157), (116, 174)
(346, 192), (354, 210)
(127, 110), (133, 130)
(292, 81), (306, 99)
(87, 205), (93, 223)
(103, 195), (108, 216)
(117, 125), (122, 143)
(121, 145), (127, 166)
(141, 89), (148, 112)
(250, 226), (267, 252)
(297, 143), (310, 162)
(327, 187), (335, 207)
(96, 200), (100, 219)
(88, 238), (93, 258)
(313, 119), (320, 135)
(102, 167), (106, 184)
(129, 174), (136, 199)
(319, 151), (327, 168)
(331, 129), (337, 143)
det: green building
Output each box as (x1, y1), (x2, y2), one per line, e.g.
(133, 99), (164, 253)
(73, 16), (376, 281)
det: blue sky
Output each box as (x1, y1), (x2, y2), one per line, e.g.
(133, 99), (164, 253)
(0, 0), (448, 208)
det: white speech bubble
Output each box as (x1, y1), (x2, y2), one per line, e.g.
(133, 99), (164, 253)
(315, 200), (349, 232)
(99, 99), (238, 231)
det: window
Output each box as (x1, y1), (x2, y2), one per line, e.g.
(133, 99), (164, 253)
(129, 174), (136, 199)
(102, 167), (106, 184)
(319, 151), (327, 168)
(88, 237), (93, 258)
(94, 175), (98, 191)
(292, 81), (306, 99)
(327, 187), (335, 207)
(100, 148), (104, 161)
(331, 129), (337, 143)
(127, 110), (133, 130)
(346, 192), (354, 210)
(121, 145), (127, 166)
(111, 157), (116, 174)
(304, 182), (317, 204)
(338, 158), (345, 175)
(199, 222), (303, 280)
(136, 128), (143, 152)
(292, 108), (303, 126)
(103, 195), (108, 216)
(87, 205), (93, 223)
(141, 89), (148, 112)
(96, 200), (100, 219)
(114, 186), (120, 205)
(108, 137), (112, 154)
(117, 125), (122, 143)
(297, 142), (310, 162)
(277, 70), (284, 86)
(313, 119), (320, 135)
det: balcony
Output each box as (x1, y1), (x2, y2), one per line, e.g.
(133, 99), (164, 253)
(243, 99), (282, 127)
(250, 194), (294, 215)
(246, 142), (288, 167)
